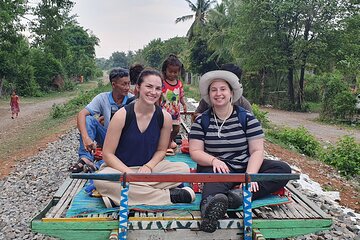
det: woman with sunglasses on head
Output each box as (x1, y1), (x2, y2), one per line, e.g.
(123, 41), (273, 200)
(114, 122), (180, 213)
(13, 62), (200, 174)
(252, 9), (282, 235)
(94, 69), (195, 207)
(189, 70), (291, 233)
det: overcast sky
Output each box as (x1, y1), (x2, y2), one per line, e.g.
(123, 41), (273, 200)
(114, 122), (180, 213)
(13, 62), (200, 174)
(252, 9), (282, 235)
(71, 0), (193, 59)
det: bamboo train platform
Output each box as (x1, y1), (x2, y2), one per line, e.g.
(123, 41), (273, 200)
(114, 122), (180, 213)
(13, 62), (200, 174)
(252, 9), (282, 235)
(31, 172), (332, 240)
(31, 118), (332, 239)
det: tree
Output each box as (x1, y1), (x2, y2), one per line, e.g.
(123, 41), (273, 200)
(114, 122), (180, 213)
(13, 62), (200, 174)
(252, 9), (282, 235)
(108, 51), (130, 68)
(205, 0), (236, 62)
(141, 39), (163, 68)
(189, 35), (224, 74)
(225, 0), (356, 110)
(175, 0), (216, 40)
(0, 0), (27, 96)
(30, 0), (75, 72)
(30, 0), (100, 87)
(62, 24), (99, 80)
(30, 48), (64, 91)
(333, 13), (360, 84)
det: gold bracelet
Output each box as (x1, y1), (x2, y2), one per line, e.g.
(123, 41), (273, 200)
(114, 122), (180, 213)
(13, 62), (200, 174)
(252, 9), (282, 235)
(144, 164), (152, 172)
(210, 157), (217, 165)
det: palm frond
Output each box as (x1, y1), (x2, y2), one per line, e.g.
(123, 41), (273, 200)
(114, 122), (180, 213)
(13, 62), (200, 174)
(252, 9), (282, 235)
(175, 14), (194, 23)
(185, 0), (197, 11)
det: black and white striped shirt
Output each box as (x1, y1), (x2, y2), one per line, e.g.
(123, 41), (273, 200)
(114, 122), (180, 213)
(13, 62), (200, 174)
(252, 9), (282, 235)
(189, 107), (264, 170)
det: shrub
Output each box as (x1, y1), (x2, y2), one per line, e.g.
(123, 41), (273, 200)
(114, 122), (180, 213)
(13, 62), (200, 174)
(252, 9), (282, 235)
(252, 104), (270, 128)
(321, 136), (360, 177)
(51, 84), (110, 119)
(320, 73), (356, 121)
(270, 126), (321, 157)
(332, 91), (357, 121)
(62, 79), (76, 91)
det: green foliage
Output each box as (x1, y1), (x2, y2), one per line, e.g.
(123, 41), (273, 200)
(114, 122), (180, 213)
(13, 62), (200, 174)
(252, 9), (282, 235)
(30, 48), (64, 92)
(183, 84), (200, 101)
(175, 0), (216, 40)
(320, 73), (356, 121)
(321, 136), (360, 177)
(62, 79), (76, 91)
(109, 51), (129, 68)
(332, 91), (357, 120)
(251, 104), (270, 128)
(269, 126), (321, 157)
(142, 39), (163, 68)
(140, 37), (188, 69)
(304, 74), (323, 102)
(189, 35), (223, 74)
(305, 102), (321, 113)
(14, 64), (41, 97)
(51, 84), (110, 119)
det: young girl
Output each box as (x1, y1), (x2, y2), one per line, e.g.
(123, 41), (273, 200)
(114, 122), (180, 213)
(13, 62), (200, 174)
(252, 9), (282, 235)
(10, 90), (20, 119)
(160, 54), (187, 155)
(94, 69), (195, 207)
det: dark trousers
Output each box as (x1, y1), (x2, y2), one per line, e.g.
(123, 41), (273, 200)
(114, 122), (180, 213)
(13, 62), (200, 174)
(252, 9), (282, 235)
(197, 159), (291, 204)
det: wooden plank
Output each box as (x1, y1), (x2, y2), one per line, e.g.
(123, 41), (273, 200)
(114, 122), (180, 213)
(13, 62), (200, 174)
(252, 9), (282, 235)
(277, 205), (291, 219)
(253, 228), (266, 240)
(127, 219), (244, 230)
(180, 118), (191, 134)
(260, 227), (331, 239)
(291, 194), (317, 218)
(53, 179), (86, 218)
(53, 177), (73, 199)
(279, 203), (297, 218)
(47, 179), (80, 218)
(253, 208), (267, 219)
(273, 205), (288, 219)
(253, 219), (332, 229)
(287, 184), (330, 219)
(289, 197), (312, 218)
(282, 201), (304, 218)
(266, 206), (283, 219)
(32, 219), (118, 230)
(42, 217), (113, 222)
(33, 229), (112, 240)
(128, 229), (244, 240)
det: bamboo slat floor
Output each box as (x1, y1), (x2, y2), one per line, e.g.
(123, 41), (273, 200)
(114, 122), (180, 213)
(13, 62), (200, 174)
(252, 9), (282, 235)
(31, 177), (332, 240)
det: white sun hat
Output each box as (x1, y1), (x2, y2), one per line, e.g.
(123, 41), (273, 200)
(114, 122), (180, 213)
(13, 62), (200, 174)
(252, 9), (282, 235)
(199, 70), (243, 104)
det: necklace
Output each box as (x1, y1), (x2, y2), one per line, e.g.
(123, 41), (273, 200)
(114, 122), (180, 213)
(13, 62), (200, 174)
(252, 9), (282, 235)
(213, 105), (232, 138)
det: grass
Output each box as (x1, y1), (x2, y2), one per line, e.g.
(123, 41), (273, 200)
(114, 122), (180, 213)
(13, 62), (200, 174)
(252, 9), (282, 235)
(0, 115), (75, 157)
(183, 84), (201, 101)
(306, 101), (322, 112)
(0, 80), (99, 106)
(0, 78), (103, 165)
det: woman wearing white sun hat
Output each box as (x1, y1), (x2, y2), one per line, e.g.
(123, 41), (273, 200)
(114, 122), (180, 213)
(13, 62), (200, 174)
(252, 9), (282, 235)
(189, 70), (291, 233)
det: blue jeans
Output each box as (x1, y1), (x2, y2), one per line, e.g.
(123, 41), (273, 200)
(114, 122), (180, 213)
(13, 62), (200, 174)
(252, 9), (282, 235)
(78, 116), (107, 162)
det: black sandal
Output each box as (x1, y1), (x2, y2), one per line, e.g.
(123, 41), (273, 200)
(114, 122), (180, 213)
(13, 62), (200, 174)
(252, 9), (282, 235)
(69, 159), (86, 173)
(83, 162), (96, 173)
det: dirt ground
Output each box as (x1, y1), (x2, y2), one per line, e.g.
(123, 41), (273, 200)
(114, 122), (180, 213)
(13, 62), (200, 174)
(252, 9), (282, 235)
(0, 100), (358, 212)
(262, 107), (359, 212)
(262, 107), (360, 144)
